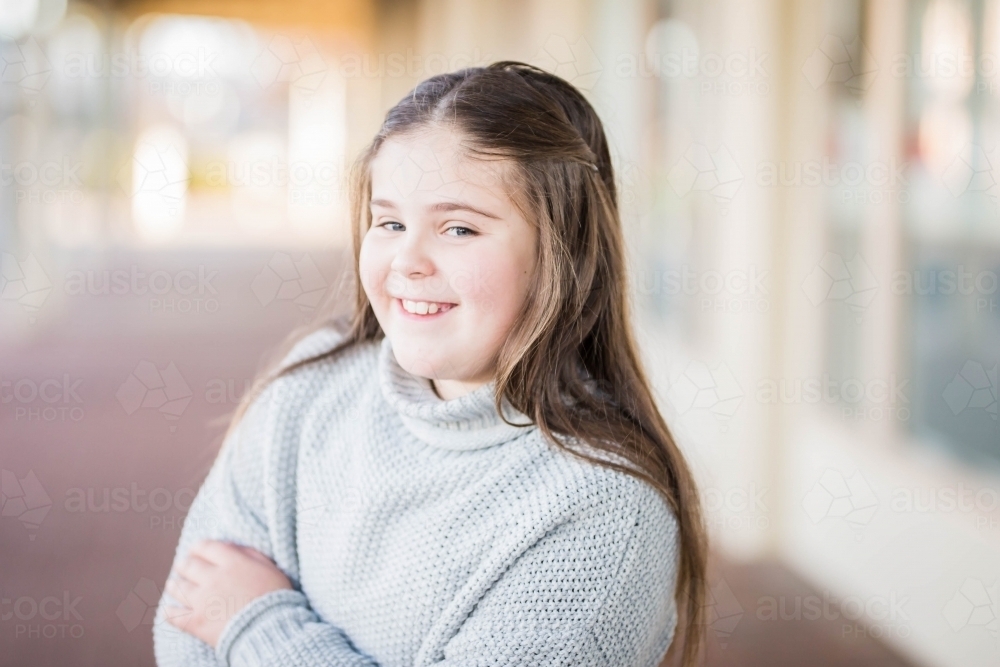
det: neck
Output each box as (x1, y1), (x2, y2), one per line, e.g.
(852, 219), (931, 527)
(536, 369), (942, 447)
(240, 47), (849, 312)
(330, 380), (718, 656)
(431, 377), (489, 401)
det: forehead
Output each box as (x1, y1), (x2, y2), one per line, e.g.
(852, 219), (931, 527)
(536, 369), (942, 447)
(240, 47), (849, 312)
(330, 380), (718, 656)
(369, 126), (515, 205)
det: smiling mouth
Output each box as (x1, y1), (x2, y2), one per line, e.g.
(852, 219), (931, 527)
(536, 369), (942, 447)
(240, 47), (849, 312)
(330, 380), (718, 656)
(397, 298), (457, 316)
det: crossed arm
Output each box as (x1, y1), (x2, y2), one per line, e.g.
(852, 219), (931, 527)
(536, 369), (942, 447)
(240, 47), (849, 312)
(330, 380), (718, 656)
(162, 539), (293, 648)
(153, 397), (680, 667)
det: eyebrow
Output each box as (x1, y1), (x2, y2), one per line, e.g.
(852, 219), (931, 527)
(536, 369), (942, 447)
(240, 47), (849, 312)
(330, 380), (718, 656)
(369, 198), (501, 220)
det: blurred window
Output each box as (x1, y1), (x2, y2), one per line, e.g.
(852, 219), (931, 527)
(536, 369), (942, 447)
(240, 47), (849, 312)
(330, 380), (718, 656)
(903, 0), (1000, 465)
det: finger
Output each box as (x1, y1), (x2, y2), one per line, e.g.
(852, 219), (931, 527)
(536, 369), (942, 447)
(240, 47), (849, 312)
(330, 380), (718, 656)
(176, 554), (215, 584)
(236, 545), (274, 565)
(165, 576), (196, 605)
(164, 602), (193, 629)
(191, 539), (241, 565)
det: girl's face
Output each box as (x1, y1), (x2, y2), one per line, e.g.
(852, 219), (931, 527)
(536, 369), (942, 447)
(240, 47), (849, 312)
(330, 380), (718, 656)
(359, 126), (538, 400)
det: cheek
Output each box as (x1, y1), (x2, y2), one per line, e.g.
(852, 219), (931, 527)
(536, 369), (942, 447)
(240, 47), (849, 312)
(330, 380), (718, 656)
(358, 236), (388, 300)
(456, 250), (528, 325)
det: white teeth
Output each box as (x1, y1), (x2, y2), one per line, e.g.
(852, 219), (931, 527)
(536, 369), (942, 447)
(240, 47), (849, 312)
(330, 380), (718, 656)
(401, 299), (452, 315)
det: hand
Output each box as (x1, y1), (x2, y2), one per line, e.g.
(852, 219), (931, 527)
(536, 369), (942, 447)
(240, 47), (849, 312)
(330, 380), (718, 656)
(164, 540), (292, 648)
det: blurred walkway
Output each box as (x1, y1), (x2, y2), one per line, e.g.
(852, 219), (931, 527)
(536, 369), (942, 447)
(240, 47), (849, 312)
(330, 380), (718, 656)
(1, 250), (913, 667)
(700, 558), (915, 667)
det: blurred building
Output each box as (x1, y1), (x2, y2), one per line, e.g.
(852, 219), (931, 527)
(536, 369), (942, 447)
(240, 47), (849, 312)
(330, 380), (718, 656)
(1, 0), (998, 666)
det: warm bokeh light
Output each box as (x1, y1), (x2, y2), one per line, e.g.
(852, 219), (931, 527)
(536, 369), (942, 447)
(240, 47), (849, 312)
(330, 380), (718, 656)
(921, 0), (975, 101)
(127, 125), (190, 242)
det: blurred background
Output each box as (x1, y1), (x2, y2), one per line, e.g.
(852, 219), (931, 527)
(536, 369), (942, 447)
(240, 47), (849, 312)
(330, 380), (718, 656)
(1, 0), (998, 665)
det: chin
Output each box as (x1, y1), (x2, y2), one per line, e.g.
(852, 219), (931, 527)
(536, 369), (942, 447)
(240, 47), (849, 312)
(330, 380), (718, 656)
(392, 346), (448, 380)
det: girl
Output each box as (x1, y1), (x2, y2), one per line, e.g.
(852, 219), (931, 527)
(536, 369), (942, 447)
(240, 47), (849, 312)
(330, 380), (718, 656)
(154, 61), (707, 667)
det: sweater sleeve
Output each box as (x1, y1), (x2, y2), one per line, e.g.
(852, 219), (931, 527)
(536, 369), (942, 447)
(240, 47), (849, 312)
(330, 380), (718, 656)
(153, 324), (351, 667)
(211, 480), (682, 667)
(152, 386), (277, 667)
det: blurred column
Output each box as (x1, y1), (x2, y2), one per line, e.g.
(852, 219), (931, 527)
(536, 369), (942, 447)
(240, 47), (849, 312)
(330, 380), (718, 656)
(765, 0), (831, 557)
(858, 0), (906, 449)
(287, 67), (348, 244)
(591, 0), (648, 249)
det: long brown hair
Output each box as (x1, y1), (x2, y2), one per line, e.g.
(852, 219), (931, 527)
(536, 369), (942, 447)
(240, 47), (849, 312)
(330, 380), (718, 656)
(235, 61), (707, 667)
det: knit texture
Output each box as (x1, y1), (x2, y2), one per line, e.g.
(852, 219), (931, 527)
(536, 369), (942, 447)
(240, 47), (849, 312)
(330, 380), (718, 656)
(153, 325), (682, 667)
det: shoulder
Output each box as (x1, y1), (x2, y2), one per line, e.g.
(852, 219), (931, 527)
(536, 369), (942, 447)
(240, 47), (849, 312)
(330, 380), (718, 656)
(512, 444), (682, 660)
(225, 319), (380, 476)
(527, 435), (680, 550)
(584, 460), (680, 550)
(567, 459), (682, 664)
(270, 318), (379, 389)
(276, 315), (354, 369)
(241, 318), (380, 430)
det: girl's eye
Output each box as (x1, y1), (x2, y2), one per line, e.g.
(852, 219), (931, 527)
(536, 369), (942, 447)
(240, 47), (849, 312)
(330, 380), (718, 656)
(446, 226), (477, 237)
(379, 221), (404, 232)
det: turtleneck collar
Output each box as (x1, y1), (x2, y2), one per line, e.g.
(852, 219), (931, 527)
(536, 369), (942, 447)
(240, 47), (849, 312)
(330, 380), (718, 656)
(377, 337), (536, 451)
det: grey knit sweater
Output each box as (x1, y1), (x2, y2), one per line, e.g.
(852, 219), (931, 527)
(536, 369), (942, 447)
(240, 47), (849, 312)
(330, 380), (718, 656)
(153, 326), (681, 667)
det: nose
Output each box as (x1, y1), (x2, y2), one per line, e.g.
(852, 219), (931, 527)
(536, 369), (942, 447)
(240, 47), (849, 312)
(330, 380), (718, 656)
(390, 228), (436, 278)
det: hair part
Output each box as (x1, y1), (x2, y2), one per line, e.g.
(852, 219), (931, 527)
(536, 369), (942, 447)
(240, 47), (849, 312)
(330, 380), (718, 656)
(230, 61), (708, 667)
